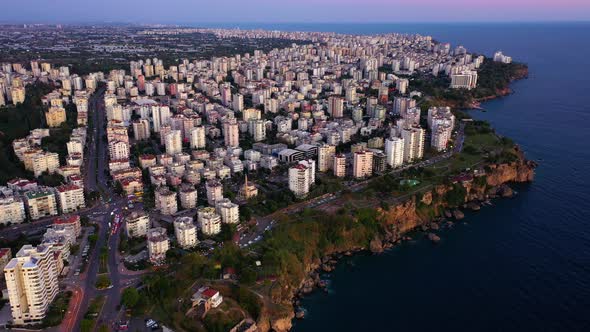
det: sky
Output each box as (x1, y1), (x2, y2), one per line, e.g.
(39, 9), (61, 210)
(1, 0), (589, 23)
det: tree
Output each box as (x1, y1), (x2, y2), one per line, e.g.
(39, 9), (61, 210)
(218, 223), (237, 242)
(114, 181), (124, 195)
(121, 287), (140, 308)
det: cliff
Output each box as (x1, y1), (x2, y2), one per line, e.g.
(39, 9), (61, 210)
(377, 147), (535, 236)
(257, 148), (536, 331)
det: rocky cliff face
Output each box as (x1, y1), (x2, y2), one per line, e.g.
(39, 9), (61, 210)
(486, 148), (536, 186)
(376, 148), (536, 239)
(260, 149), (536, 331)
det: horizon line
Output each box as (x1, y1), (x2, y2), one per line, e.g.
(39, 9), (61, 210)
(1, 20), (589, 25)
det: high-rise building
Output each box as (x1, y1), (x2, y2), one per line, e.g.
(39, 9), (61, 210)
(10, 86), (25, 104)
(288, 163), (312, 198)
(401, 127), (425, 162)
(155, 187), (178, 215)
(427, 106), (455, 131)
(403, 107), (421, 126)
(223, 119), (240, 148)
(352, 150), (374, 179)
(396, 78), (409, 94)
(152, 105), (171, 132)
(179, 184), (198, 209)
(197, 207), (222, 236)
(132, 119), (151, 141)
(318, 144), (336, 172)
(220, 84), (232, 106)
(45, 106), (66, 128)
(393, 97), (416, 116)
(165, 130), (182, 156)
(189, 126), (206, 149)
(0, 196), (26, 225)
(55, 184), (85, 214)
(431, 123), (453, 152)
(232, 93), (244, 112)
(108, 140), (130, 161)
(30, 152), (60, 177)
(493, 51), (512, 64)
(242, 108), (261, 122)
(248, 119), (266, 142)
(450, 71), (478, 90)
(125, 211), (149, 238)
(174, 217), (198, 249)
(345, 86), (357, 103)
(206, 180), (223, 206)
(147, 227), (169, 264)
(385, 137), (404, 168)
(328, 96), (344, 118)
(4, 244), (59, 325)
(215, 198), (240, 224)
(24, 189), (58, 220)
(333, 154), (347, 178)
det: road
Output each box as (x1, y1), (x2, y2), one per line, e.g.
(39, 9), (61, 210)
(238, 122), (466, 247)
(55, 96), (464, 329)
(59, 86), (117, 331)
(58, 87), (148, 332)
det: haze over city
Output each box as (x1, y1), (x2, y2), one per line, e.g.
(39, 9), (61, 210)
(1, 0), (589, 23)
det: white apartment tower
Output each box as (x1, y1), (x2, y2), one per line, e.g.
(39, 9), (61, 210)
(155, 187), (178, 215)
(165, 130), (182, 156)
(147, 227), (169, 264)
(328, 96), (344, 118)
(318, 144), (336, 172)
(385, 137), (405, 168)
(215, 198), (240, 224)
(333, 154), (347, 178)
(352, 150), (374, 179)
(401, 127), (425, 162)
(198, 207), (222, 236)
(173, 217), (198, 249)
(189, 126), (206, 149)
(125, 211), (150, 238)
(206, 180), (223, 206)
(133, 119), (151, 141)
(288, 164), (312, 198)
(4, 245), (59, 325)
(223, 119), (240, 148)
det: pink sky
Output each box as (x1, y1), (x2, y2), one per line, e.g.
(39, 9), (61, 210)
(1, 0), (589, 23)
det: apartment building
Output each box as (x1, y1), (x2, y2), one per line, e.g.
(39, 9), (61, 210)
(4, 245), (59, 325)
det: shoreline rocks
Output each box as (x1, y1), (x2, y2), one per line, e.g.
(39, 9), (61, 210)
(427, 233), (441, 243)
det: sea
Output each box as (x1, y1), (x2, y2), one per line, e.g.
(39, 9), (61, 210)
(202, 22), (590, 331)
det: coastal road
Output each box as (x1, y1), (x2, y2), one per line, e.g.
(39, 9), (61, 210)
(238, 123), (466, 247)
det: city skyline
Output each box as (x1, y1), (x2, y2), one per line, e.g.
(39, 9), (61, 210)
(1, 0), (589, 23)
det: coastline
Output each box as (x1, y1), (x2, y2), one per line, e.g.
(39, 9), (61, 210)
(469, 65), (529, 109)
(285, 149), (536, 326)
(255, 70), (535, 332)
